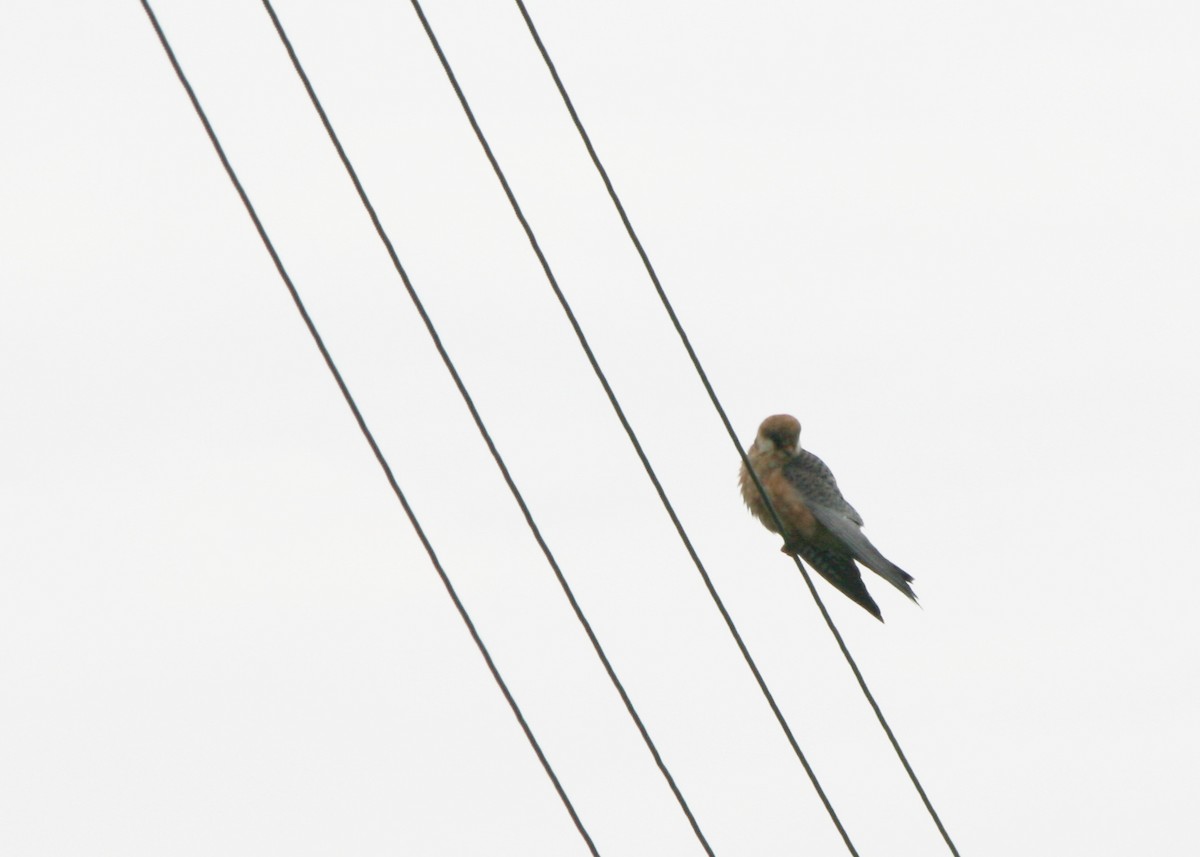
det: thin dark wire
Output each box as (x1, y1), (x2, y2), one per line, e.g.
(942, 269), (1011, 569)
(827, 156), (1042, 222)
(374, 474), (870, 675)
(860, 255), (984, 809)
(403, 1), (862, 854)
(255, 2), (714, 854)
(137, 3), (598, 854)
(511, 3), (961, 855)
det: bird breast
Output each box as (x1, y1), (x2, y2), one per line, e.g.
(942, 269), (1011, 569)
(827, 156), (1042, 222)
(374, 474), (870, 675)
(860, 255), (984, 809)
(740, 447), (818, 540)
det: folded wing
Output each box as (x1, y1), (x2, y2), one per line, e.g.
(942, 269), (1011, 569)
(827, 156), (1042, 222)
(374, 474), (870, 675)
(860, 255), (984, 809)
(784, 451), (918, 602)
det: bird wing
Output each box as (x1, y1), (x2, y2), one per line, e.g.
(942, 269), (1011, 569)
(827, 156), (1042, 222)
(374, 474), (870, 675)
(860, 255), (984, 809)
(784, 451), (917, 600)
(783, 449), (864, 523)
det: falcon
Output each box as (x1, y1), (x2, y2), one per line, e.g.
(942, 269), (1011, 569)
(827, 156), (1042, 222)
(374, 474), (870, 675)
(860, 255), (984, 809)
(739, 414), (917, 620)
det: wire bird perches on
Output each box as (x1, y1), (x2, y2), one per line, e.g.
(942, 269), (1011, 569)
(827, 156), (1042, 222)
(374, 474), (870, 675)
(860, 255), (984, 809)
(511, 2), (962, 854)
(138, 2), (598, 854)
(255, 1), (715, 854)
(404, 0), (860, 853)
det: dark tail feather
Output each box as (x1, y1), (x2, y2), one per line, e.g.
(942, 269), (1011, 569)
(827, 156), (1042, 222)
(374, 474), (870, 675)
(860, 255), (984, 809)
(791, 542), (884, 621)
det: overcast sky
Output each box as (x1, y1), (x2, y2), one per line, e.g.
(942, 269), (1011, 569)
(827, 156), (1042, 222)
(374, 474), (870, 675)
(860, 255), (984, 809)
(3, 1), (1198, 855)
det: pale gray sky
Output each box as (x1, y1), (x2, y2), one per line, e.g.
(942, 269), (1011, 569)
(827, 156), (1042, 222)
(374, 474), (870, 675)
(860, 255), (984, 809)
(3, 1), (1198, 854)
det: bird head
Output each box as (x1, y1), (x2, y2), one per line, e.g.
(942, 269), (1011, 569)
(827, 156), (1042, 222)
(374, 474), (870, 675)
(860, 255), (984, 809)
(753, 414), (801, 455)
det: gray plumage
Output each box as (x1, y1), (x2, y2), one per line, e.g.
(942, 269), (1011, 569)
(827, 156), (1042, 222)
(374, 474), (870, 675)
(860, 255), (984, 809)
(784, 450), (917, 602)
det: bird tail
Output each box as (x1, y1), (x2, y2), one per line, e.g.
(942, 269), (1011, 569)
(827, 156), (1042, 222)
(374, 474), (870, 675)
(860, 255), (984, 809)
(791, 542), (884, 621)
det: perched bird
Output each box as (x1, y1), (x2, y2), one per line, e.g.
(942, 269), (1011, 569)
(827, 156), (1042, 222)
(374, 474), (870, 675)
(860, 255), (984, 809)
(739, 414), (917, 620)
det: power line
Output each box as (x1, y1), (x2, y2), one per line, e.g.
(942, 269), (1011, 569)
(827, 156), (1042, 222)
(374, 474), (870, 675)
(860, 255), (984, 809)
(255, 1), (715, 853)
(404, 0), (861, 854)
(137, 2), (598, 854)
(510, 2), (962, 854)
